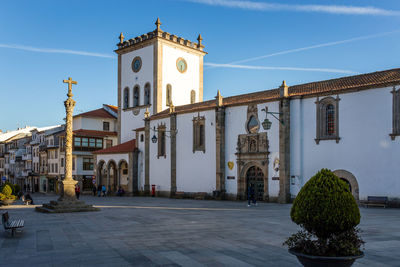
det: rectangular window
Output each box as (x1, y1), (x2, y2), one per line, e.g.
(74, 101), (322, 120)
(72, 157), (75, 171)
(106, 139), (113, 148)
(157, 125), (166, 158)
(74, 137), (81, 147)
(193, 115), (206, 152)
(89, 138), (96, 147)
(391, 88), (400, 140)
(103, 121), (110, 131)
(96, 139), (103, 148)
(55, 163), (58, 173)
(55, 150), (58, 159)
(61, 158), (64, 168)
(81, 138), (89, 147)
(83, 158), (94, 171)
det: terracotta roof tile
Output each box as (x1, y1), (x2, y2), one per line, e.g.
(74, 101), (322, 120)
(74, 108), (116, 119)
(150, 68), (400, 120)
(93, 139), (136, 154)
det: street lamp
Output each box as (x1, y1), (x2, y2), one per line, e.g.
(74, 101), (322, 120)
(261, 107), (283, 130)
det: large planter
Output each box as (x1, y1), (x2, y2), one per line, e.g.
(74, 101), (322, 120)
(289, 248), (364, 267)
(1, 199), (15, 206)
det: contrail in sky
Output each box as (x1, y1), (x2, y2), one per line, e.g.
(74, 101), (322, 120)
(204, 63), (358, 74)
(188, 0), (400, 16)
(0, 43), (115, 59)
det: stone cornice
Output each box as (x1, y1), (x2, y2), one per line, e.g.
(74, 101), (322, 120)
(115, 30), (206, 55)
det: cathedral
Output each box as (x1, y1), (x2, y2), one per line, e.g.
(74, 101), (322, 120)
(93, 19), (400, 204)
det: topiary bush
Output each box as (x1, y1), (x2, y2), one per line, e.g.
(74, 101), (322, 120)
(284, 169), (364, 257)
(291, 168), (360, 238)
(0, 182), (15, 195)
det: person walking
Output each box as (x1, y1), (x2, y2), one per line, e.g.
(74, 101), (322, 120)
(75, 184), (81, 199)
(92, 185), (97, 196)
(97, 184), (102, 197)
(101, 185), (106, 197)
(247, 184), (257, 207)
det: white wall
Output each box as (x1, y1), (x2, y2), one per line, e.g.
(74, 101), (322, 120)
(137, 130), (145, 191)
(162, 44), (200, 110)
(149, 118), (170, 192)
(291, 86), (400, 200)
(176, 110), (216, 193)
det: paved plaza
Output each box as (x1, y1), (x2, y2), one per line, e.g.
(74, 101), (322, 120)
(1, 195), (399, 267)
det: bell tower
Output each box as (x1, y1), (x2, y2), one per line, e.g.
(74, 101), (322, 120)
(115, 19), (207, 143)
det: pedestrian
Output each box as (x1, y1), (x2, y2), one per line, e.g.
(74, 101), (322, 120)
(108, 185), (111, 196)
(75, 184), (81, 199)
(24, 193), (34, 205)
(97, 184), (102, 197)
(101, 185), (106, 197)
(117, 186), (124, 197)
(247, 184), (257, 207)
(92, 185), (97, 196)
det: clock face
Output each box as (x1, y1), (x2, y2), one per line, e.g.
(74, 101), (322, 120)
(176, 57), (187, 73)
(131, 56), (142, 73)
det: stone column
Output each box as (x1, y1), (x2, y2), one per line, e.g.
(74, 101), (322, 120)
(106, 168), (110, 192)
(278, 93), (291, 204)
(144, 118), (150, 195)
(170, 113), (177, 197)
(58, 85), (77, 201)
(131, 150), (139, 195)
(215, 106), (226, 199)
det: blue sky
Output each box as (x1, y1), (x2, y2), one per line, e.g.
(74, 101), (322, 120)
(1, 0), (399, 131)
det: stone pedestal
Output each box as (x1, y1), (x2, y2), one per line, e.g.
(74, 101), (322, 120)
(35, 200), (99, 213)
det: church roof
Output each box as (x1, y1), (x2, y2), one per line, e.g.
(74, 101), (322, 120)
(93, 139), (136, 154)
(150, 68), (400, 120)
(74, 107), (117, 119)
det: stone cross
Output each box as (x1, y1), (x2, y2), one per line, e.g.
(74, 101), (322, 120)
(60, 77), (78, 201)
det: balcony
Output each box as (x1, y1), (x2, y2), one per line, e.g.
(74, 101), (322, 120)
(40, 166), (48, 174)
(22, 154), (32, 161)
(21, 170), (29, 177)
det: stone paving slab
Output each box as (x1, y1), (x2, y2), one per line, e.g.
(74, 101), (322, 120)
(0, 194), (399, 267)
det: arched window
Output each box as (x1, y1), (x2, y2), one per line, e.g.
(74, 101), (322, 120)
(315, 96), (340, 144)
(166, 84), (172, 106)
(190, 90), (196, 104)
(133, 85), (140, 107)
(123, 87), (129, 109)
(326, 104), (335, 136)
(144, 83), (151, 105)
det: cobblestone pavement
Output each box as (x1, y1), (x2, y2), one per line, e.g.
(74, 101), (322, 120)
(1, 194), (399, 267)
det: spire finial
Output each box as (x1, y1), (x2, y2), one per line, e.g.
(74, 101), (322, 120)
(119, 32), (124, 44)
(144, 107), (150, 118)
(155, 17), (162, 31)
(197, 34), (203, 49)
(169, 101), (175, 113)
(215, 90), (223, 107)
(280, 80), (289, 98)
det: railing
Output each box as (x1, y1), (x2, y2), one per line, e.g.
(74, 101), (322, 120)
(40, 166), (48, 173)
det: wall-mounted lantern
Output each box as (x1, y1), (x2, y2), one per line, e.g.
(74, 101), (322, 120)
(261, 106), (283, 130)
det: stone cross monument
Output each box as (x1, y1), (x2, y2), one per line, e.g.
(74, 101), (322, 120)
(35, 77), (98, 213)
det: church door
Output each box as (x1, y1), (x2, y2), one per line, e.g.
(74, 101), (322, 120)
(246, 166), (264, 200)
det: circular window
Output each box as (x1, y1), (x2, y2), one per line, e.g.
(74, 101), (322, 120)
(176, 57), (187, 73)
(131, 56), (142, 73)
(247, 116), (259, 134)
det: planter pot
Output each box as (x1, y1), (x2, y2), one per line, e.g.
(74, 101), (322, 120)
(289, 248), (364, 267)
(1, 199), (15, 206)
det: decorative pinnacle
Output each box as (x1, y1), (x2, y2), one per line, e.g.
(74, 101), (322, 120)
(119, 32), (124, 44)
(197, 34), (203, 45)
(215, 90), (223, 107)
(144, 107), (150, 118)
(280, 80), (289, 98)
(155, 17), (162, 31)
(169, 101), (175, 113)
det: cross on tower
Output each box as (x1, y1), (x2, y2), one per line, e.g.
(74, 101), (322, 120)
(63, 77), (77, 97)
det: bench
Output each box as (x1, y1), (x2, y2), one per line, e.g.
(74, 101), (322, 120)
(175, 191), (184, 199)
(2, 212), (24, 236)
(366, 196), (388, 208)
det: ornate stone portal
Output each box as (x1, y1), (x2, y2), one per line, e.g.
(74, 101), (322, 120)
(36, 78), (99, 213)
(236, 104), (269, 201)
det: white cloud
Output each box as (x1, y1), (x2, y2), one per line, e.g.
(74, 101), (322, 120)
(229, 30), (400, 65)
(188, 0), (400, 16)
(0, 43), (115, 59)
(204, 62), (358, 74)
